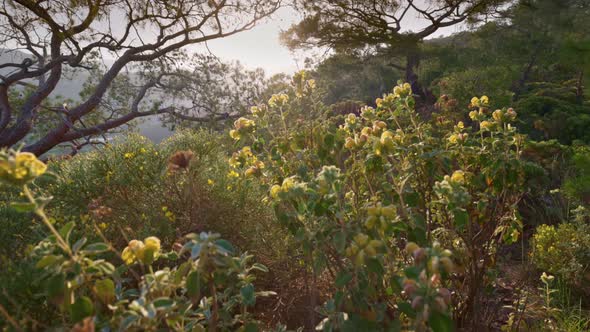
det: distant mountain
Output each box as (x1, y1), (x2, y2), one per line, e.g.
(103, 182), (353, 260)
(0, 49), (172, 143)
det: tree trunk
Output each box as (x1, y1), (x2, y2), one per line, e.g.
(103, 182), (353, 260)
(405, 52), (436, 110)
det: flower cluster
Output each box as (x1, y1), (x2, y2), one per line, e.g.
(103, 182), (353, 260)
(0, 150), (47, 186)
(270, 176), (302, 199)
(228, 146), (265, 178)
(345, 233), (382, 266)
(229, 117), (256, 140)
(365, 203), (396, 231)
(268, 93), (289, 108)
(121, 236), (161, 265)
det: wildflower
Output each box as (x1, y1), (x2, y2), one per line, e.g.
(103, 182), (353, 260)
(228, 170), (240, 178)
(360, 106), (376, 120)
(450, 170), (465, 184)
(344, 137), (356, 150)
(345, 113), (357, 125)
(393, 82), (412, 98)
(268, 94), (289, 108)
(506, 108), (517, 121)
(480, 121), (494, 131)
(250, 106), (263, 116)
(230, 117), (256, 141)
(121, 237), (161, 265)
(448, 134), (459, 144)
(270, 184), (281, 198)
(457, 121), (464, 129)
(540, 272), (555, 283)
(380, 131), (395, 150)
(207, 179), (214, 186)
(98, 222), (107, 230)
(480, 95), (489, 106)
(0, 150), (47, 186)
(124, 152), (134, 159)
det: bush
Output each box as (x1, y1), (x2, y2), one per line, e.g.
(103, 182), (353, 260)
(531, 206), (590, 288)
(0, 149), (275, 330)
(228, 76), (528, 330)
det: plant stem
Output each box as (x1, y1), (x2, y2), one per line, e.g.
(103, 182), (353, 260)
(23, 185), (73, 257)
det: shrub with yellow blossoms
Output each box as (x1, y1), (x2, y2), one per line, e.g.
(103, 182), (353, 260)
(227, 75), (528, 330)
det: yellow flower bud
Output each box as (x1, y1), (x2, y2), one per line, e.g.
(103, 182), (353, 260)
(450, 170), (465, 184)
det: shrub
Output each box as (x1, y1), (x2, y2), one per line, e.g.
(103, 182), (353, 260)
(531, 206), (590, 288)
(229, 75), (528, 330)
(0, 149), (274, 330)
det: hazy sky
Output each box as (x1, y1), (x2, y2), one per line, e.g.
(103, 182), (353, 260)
(192, 6), (468, 75)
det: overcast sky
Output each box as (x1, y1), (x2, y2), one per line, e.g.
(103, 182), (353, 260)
(191, 5), (469, 75)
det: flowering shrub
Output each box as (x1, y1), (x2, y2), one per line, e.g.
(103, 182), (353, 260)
(531, 206), (590, 288)
(0, 149), (274, 330)
(228, 74), (528, 329)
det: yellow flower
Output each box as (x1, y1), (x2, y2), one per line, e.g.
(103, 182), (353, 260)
(144, 236), (161, 253)
(124, 152), (134, 159)
(492, 109), (503, 121)
(229, 129), (240, 140)
(470, 97), (480, 106)
(207, 179), (215, 186)
(121, 237), (161, 265)
(480, 95), (489, 106)
(268, 94), (289, 108)
(448, 134), (459, 144)
(0, 150), (47, 186)
(480, 121), (494, 131)
(450, 170), (465, 184)
(228, 170), (240, 178)
(98, 222), (107, 230)
(270, 184), (281, 198)
(457, 121), (464, 129)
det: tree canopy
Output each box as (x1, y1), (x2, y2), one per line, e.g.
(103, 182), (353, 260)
(0, 0), (279, 155)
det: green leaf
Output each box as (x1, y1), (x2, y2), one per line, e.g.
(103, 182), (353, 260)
(453, 209), (469, 231)
(10, 202), (35, 212)
(70, 296), (94, 323)
(215, 239), (234, 254)
(46, 274), (65, 300)
(240, 283), (256, 307)
(250, 263), (269, 273)
(428, 312), (454, 332)
(244, 322), (259, 332)
(397, 302), (416, 319)
(94, 279), (115, 304)
(366, 258), (384, 275)
(335, 272), (353, 287)
(72, 237), (87, 252)
(186, 271), (201, 301)
(58, 222), (75, 243)
(81, 242), (109, 254)
(35, 255), (62, 269)
(153, 297), (175, 310)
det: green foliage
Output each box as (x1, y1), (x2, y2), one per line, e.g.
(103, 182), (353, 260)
(531, 206), (590, 288)
(228, 75), (528, 329)
(0, 150), (274, 330)
(563, 146), (590, 205)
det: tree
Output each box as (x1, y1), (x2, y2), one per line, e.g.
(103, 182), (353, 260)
(0, 0), (279, 155)
(282, 0), (509, 103)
